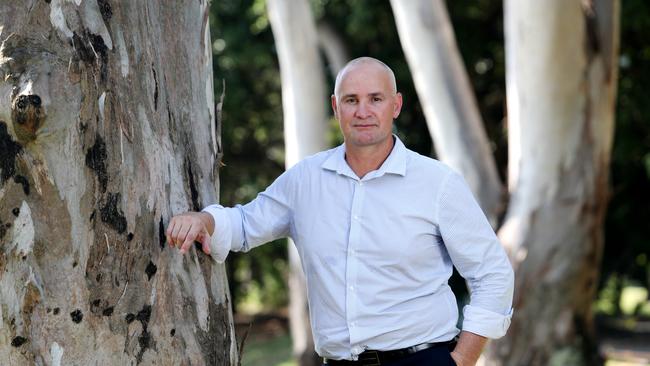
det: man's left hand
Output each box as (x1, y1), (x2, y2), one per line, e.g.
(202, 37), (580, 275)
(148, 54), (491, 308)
(449, 331), (487, 366)
(450, 350), (468, 366)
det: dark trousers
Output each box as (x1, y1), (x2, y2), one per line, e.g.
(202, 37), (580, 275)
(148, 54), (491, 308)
(323, 346), (457, 366)
(388, 346), (457, 366)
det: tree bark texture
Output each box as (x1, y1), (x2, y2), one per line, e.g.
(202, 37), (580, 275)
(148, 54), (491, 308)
(390, 0), (504, 226)
(267, 0), (329, 365)
(489, 1), (620, 365)
(0, 1), (237, 365)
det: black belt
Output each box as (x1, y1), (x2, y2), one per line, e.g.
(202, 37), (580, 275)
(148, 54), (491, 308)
(323, 340), (456, 365)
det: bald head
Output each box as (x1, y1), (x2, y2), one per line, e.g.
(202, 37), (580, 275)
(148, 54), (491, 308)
(333, 57), (397, 100)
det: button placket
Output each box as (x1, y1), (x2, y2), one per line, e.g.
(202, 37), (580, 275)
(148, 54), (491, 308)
(345, 178), (365, 347)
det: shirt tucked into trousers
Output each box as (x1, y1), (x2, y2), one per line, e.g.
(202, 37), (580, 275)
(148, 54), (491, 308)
(204, 136), (514, 361)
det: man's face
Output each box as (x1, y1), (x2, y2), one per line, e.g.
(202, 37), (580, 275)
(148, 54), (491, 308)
(332, 63), (402, 149)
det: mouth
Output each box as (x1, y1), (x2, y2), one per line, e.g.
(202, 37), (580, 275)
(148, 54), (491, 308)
(352, 123), (377, 129)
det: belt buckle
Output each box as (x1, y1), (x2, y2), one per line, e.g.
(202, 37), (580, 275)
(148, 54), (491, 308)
(358, 350), (380, 366)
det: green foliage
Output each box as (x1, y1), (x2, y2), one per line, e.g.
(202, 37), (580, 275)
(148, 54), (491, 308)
(600, 0), (650, 302)
(596, 274), (624, 316)
(209, 0), (287, 312)
(446, 0), (507, 179)
(232, 241), (289, 312)
(620, 285), (649, 316)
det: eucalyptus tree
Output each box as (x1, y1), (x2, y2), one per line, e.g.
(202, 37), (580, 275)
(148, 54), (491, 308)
(391, 0), (504, 225)
(490, 1), (620, 364)
(267, 0), (329, 364)
(0, 1), (236, 364)
(394, 0), (620, 364)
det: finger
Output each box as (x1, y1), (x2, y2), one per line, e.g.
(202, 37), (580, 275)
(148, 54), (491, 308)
(166, 218), (176, 245)
(195, 228), (208, 245)
(170, 219), (189, 248)
(179, 229), (197, 254)
(176, 222), (192, 248)
(180, 223), (203, 254)
(197, 230), (211, 254)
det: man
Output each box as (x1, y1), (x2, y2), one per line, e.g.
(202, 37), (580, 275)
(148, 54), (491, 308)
(167, 57), (514, 365)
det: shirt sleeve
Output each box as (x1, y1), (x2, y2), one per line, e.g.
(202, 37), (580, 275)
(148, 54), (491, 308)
(437, 171), (514, 339)
(201, 168), (296, 263)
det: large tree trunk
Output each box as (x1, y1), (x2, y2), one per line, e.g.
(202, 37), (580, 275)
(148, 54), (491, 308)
(0, 1), (237, 365)
(267, 0), (328, 365)
(488, 1), (620, 365)
(390, 0), (504, 226)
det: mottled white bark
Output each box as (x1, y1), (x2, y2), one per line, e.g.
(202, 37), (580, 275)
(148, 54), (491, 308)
(0, 1), (236, 365)
(267, 0), (329, 365)
(390, 0), (503, 225)
(489, 1), (620, 365)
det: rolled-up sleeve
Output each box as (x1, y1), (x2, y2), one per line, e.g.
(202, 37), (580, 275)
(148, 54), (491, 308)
(202, 205), (240, 263)
(201, 168), (295, 263)
(437, 171), (514, 339)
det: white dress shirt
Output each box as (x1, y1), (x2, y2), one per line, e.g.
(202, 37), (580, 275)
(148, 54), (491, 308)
(203, 137), (514, 360)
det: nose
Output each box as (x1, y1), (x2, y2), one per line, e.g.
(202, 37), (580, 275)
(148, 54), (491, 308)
(354, 100), (371, 119)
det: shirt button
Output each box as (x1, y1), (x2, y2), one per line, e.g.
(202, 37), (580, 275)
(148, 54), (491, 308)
(353, 215), (359, 220)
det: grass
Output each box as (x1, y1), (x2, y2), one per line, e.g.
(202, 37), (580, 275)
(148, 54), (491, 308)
(238, 284), (650, 366)
(240, 333), (296, 366)
(239, 334), (649, 366)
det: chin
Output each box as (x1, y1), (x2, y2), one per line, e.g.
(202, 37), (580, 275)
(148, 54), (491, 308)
(350, 134), (384, 147)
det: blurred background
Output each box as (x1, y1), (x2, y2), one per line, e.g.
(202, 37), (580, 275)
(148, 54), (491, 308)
(208, 0), (649, 365)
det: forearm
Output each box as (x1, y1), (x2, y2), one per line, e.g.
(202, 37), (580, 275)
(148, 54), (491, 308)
(451, 331), (487, 366)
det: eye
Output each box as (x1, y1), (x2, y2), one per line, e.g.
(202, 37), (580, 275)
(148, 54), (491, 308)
(344, 98), (357, 104)
(372, 96), (383, 103)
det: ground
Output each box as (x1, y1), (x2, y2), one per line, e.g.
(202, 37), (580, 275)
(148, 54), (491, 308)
(235, 312), (650, 366)
(235, 312), (294, 366)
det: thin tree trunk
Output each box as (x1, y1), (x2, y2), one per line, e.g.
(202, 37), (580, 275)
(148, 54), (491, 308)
(489, 1), (620, 365)
(390, 0), (504, 226)
(267, 0), (328, 365)
(0, 1), (236, 365)
(317, 21), (350, 80)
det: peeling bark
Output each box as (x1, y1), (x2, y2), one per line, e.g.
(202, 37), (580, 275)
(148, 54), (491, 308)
(487, 1), (620, 365)
(0, 2), (236, 365)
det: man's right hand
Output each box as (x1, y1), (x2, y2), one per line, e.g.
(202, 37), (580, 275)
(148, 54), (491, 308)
(166, 212), (215, 255)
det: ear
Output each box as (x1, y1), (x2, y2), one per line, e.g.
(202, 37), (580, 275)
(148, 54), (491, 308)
(393, 92), (403, 119)
(331, 94), (338, 118)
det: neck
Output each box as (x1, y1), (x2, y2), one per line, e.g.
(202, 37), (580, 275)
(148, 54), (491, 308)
(345, 137), (395, 179)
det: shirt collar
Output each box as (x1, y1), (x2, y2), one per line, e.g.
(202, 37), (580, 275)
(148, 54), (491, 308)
(321, 135), (407, 179)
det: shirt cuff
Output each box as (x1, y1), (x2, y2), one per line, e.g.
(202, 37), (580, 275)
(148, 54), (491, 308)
(201, 204), (233, 263)
(461, 305), (513, 339)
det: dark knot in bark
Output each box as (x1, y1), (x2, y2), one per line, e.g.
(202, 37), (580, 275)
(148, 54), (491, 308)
(11, 94), (44, 143)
